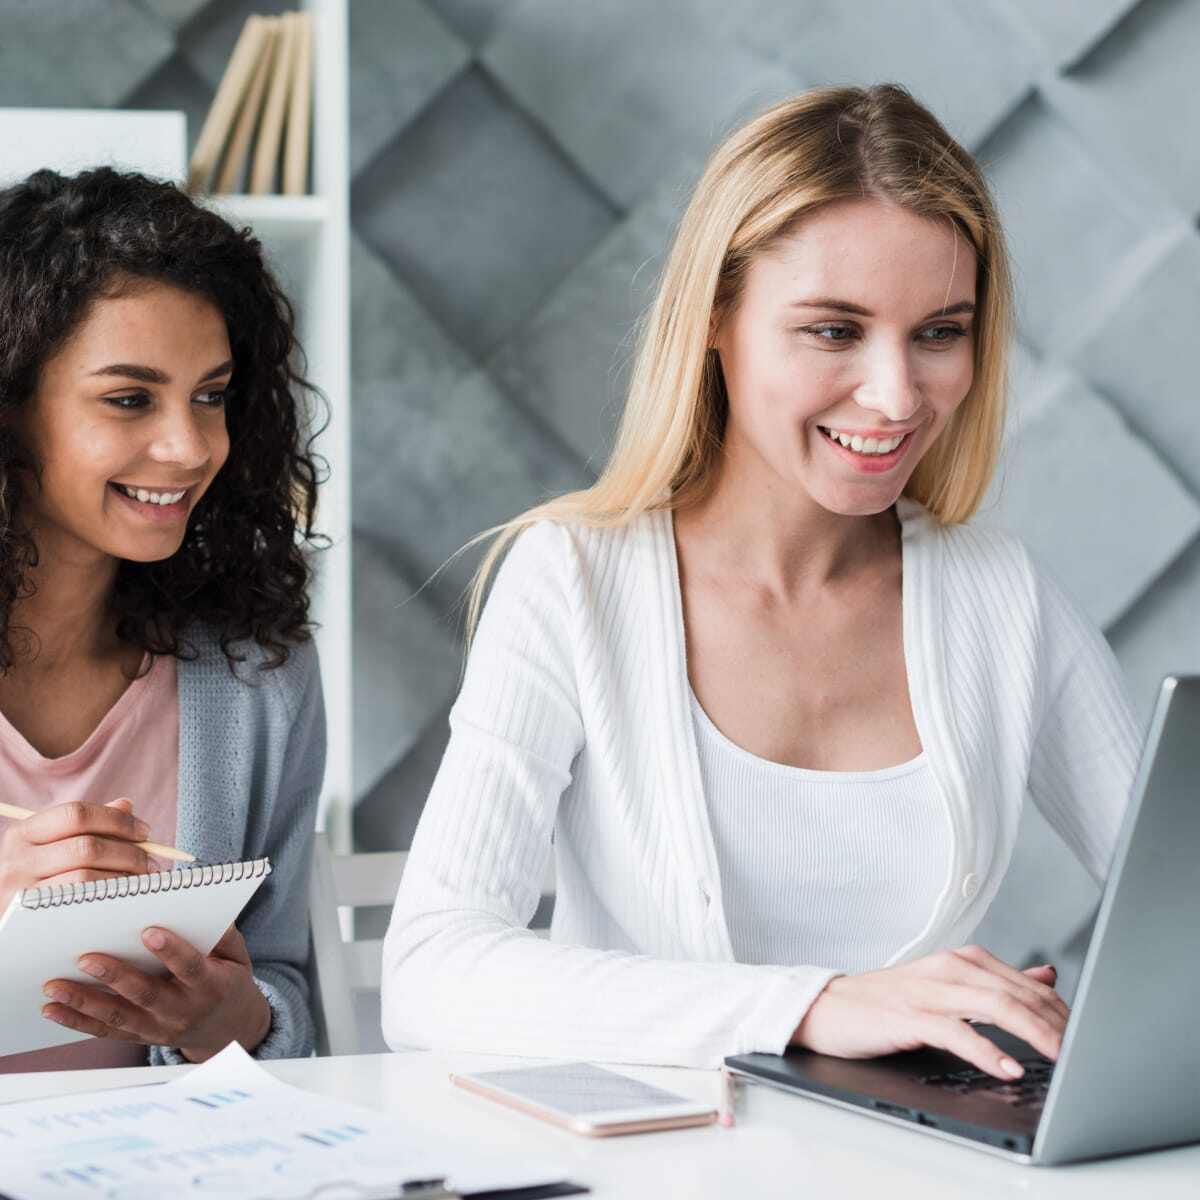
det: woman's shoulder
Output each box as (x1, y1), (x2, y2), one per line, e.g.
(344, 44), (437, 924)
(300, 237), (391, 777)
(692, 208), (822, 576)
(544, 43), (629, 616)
(900, 499), (1096, 645)
(900, 497), (1037, 598)
(177, 625), (320, 720)
(501, 510), (669, 587)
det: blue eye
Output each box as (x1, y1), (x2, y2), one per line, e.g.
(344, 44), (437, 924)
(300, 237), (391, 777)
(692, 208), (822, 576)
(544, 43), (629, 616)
(802, 324), (857, 342)
(921, 324), (968, 344)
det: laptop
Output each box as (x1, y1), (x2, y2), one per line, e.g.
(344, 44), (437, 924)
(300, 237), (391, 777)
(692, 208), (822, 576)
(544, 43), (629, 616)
(726, 675), (1200, 1165)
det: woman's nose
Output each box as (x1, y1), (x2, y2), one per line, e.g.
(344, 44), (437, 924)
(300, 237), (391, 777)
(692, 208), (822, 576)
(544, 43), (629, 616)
(853, 346), (922, 422)
(148, 405), (212, 470)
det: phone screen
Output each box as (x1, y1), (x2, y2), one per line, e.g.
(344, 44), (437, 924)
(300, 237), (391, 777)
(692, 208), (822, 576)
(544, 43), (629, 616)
(462, 1062), (698, 1117)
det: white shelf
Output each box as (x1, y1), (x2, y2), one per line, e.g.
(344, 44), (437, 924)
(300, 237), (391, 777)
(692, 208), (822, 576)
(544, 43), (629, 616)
(206, 193), (330, 240)
(208, 0), (352, 854)
(302, 0), (352, 854)
(0, 109), (186, 183)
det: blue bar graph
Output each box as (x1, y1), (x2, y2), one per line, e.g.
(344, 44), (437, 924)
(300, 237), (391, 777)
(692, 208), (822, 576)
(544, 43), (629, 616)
(297, 1123), (368, 1149)
(185, 1088), (252, 1110)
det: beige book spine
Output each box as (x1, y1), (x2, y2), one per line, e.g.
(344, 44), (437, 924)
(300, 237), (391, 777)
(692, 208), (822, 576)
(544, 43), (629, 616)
(282, 12), (314, 196)
(214, 17), (281, 195)
(187, 15), (268, 194)
(250, 11), (299, 196)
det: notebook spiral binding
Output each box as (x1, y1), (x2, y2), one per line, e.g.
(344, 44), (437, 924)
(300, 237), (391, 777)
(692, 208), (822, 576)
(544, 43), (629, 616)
(20, 858), (272, 910)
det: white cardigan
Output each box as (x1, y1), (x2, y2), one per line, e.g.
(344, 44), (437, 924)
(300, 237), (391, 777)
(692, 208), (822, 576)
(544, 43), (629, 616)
(381, 499), (1141, 1069)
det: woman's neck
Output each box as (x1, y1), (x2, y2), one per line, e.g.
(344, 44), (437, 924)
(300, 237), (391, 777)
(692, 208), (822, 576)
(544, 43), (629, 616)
(10, 530), (122, 669)
(675, 445), (898, 600)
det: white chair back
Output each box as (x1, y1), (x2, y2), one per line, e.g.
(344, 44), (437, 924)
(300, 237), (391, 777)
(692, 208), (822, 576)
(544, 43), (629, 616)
(308, 832), (407, 1056)
(308, 833), (555, 1056)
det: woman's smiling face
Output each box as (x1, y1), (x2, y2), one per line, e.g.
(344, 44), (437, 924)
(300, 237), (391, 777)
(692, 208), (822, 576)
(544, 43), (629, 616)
(712, 196), (979, 516)
(22, 279), (233, 565)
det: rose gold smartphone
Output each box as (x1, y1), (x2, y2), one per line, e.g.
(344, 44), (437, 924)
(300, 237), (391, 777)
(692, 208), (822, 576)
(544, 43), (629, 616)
(450, 1062), (717, 1137)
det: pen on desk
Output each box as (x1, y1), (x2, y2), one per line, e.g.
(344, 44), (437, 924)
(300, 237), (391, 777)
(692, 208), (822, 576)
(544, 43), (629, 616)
(719, 1065), (737, 1128)
(0, 802), (195, 863)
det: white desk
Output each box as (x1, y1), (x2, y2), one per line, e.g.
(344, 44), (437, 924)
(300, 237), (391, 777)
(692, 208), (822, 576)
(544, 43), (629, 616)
(2, 1052), (1197, 1199)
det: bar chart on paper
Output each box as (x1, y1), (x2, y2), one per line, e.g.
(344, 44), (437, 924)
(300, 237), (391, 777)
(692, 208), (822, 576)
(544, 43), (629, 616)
(0, 1043), (567, 1199)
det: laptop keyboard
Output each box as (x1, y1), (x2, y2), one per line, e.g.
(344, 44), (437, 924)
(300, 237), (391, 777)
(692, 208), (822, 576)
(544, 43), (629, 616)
(919, 1061), (1054, 1109)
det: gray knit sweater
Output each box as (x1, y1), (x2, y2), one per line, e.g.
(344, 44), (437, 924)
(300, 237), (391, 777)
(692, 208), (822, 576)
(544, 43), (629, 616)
(146, 627), (325, 1066)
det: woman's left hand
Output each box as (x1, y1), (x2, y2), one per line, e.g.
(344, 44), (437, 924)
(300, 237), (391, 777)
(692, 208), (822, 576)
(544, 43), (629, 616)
(41, 924), (271, 1062)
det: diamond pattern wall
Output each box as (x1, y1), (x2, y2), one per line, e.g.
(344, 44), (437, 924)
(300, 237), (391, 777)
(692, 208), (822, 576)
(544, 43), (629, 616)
(979, 93), (1166, 352)
(353, 65), (618, 358)
(2, 0), (1197, 989)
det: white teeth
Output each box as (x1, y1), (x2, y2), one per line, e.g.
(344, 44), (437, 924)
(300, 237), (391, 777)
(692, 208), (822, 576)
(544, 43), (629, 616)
(822, 428), (906, 456)
(116, 484), (186, 505)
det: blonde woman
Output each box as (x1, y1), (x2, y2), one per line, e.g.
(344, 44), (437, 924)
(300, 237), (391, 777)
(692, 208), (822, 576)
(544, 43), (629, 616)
(381, 85), (1138, 1076)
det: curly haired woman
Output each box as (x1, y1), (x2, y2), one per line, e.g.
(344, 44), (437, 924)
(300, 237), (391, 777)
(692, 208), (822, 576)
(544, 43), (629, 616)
(0, 167), (326, 1072)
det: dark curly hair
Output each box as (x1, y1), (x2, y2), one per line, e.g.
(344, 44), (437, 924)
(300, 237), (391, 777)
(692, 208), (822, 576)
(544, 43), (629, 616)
(0, 166), (326, 673)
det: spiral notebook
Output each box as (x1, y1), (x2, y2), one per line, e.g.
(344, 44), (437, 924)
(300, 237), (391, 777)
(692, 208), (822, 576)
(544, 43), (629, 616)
(0, 859), (270, 1056)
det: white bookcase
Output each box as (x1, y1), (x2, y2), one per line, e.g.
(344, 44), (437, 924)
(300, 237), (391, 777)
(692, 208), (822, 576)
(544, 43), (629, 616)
(0, 0), (353, 852)
(207, 0), (352, 852)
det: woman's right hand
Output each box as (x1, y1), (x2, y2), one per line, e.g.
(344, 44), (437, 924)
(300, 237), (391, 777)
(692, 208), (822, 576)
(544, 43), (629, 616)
(0, 798), (153, 912)
(793, 944), (1070, 1079)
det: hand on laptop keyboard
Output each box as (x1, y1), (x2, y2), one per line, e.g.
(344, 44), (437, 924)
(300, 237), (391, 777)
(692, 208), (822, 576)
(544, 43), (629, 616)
(920, 1061), (1055, 1109)
(793, 944), (1069, 1081)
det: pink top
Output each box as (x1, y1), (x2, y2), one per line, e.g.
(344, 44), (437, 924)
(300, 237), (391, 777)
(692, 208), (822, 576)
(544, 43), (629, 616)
(0, 654), (179, 1074)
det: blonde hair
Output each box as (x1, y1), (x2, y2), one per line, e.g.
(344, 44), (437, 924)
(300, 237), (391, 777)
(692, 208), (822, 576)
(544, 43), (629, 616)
(464, 83), (1012, 636)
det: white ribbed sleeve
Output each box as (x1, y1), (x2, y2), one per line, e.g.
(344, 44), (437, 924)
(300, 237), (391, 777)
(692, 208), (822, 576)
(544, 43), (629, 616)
(381, 523), (835, 1069)
(1026, 562), (1141, 883)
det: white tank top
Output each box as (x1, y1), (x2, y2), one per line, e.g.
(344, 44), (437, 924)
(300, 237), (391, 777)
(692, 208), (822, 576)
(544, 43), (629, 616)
(690, 689), (952, 972)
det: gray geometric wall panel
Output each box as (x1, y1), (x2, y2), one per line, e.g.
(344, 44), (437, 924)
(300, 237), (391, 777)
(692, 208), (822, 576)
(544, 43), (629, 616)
(0, 1), (173, 107)
(1072, 233), (1200, 496)
(353, 65), (617, 358)
(1111, 541), (1200, 713)
(985, 358), (1200, 630)
(998, 0), (1139, 66)
(729, 0), (1038, 147)
(347, 0), (469, 177)
(352, 534), (457, 804)
(3, 0), (1198, 988)
(979, 94), (1162, 352)
(483, 0), (799, 210)
(1044, 0), (1200, 215)
(488, 165), (703, 467)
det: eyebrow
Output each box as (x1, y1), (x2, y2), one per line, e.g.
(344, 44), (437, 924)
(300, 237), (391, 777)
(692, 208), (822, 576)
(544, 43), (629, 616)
(89, 359), (235, 385)
(789, 298), (976, 322)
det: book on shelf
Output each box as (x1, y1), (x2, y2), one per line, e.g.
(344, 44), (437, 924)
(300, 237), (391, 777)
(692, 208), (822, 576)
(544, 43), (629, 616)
(283, 10), (314, 195)
(213, 15), (280, 194)
(186, 9), (314, 198)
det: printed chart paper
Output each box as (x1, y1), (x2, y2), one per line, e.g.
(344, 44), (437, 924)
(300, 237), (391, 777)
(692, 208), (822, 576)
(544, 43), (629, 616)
(0, 1043), (566, 1198)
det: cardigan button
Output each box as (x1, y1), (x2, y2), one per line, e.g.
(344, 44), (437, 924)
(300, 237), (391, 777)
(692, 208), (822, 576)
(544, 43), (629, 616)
(961, 873), (980, 900)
